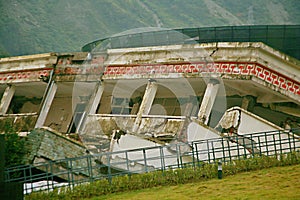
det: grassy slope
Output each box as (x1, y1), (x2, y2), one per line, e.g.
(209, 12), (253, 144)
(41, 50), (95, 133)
(0, 0), (299, 57)
(90, 164), (300, 200)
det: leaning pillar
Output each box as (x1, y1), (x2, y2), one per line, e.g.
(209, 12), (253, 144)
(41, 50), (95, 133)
(77, 82), (104, 133)
(35, 81), (57, 128)
(183, 95), (198, 117)
(0, 85), (15, 115)
(132, 80), (158, 132)
(87, 82), (104, 115)
(197, 79), (220, 125)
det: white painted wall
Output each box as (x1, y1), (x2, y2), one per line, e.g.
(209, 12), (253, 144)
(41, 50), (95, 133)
(239, 111), (280, 134)
(111, 134), (180, 169)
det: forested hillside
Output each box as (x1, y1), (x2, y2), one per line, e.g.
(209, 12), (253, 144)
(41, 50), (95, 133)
(0, 0), (299, 57)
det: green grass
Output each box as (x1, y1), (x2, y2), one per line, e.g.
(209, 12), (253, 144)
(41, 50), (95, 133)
(88, 164), (300, 200)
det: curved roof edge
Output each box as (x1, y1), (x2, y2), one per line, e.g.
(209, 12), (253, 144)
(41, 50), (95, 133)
(82, 25), (300, 60)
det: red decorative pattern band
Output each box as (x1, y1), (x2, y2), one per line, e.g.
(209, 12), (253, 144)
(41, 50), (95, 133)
(54, 66), (104, 75)
(104, 62), (300, 96)
(0, 69), (52, 82)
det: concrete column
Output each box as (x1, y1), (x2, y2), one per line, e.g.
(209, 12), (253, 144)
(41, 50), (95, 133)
(87, 82), (104, 115)
(183, 96), (198, 117)
(241, 96), (255, 111)
(197, 79), (220, 125)
(77, 82), (104, 133)
(35, 81), (57, 128)
(132, 80), (158, 132)
(0, 85), (15, 115)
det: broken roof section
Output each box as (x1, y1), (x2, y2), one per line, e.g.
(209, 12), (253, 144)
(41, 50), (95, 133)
(0, 42), (299, 136)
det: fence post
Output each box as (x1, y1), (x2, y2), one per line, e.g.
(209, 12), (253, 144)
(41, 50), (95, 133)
(191, 142), (195, 169)
(87, 156), (93, 182)
(288, 131), (292, 152)
(250, 134), (255, 156)
(50, 162), (55, 191)
(143, 149), (148, 172)
(221, 138), (226, 163)
(195, 143), (200, 167)
(64, 160), (71, 188)
(207, 140), (211, 163)
(211, 141), (216, 162)
(70, 159), (75, 187)
(264, 132), (269, 156)
(227, 140), (232, 162)
(242, 136), (247, 157)
(257, 135), (262, 156)
(278, 131), (282, 155)
(236, 136), (240, 159)
(29, 164), (33, 191)
(272, 134), (277, 156)
(178, 144), (183, 168)
(125, 151), (130, 172)
(107, 154), (112, 184)
(292, 131), (296, 151)
(176, 144), (180, 168)
(159, 146), (165, 171)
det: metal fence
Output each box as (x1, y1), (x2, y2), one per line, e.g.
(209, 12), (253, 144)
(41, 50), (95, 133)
(5, 129), (300, 194)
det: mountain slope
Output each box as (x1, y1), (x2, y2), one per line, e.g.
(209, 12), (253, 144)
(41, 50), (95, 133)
(0, 0), (299, 57)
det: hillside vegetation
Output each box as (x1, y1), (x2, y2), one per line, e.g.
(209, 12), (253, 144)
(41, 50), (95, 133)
(0, 0), (299, 57)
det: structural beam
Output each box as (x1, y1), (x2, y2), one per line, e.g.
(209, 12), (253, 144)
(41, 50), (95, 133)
(0, 85), (15, 115)
(132, 80), (158, 132)
(35, 81), (57, 128)
(197, 79), (220, 125)
(270, 104), (300, 118)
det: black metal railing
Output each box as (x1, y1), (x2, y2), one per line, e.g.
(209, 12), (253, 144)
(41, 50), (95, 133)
(4, 129), (300, 194)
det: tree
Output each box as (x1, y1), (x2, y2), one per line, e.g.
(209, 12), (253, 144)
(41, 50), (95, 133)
(3, 120), (26, 168)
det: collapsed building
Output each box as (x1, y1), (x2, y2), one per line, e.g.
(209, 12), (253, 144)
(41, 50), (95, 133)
(1, 25), (300, 173)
